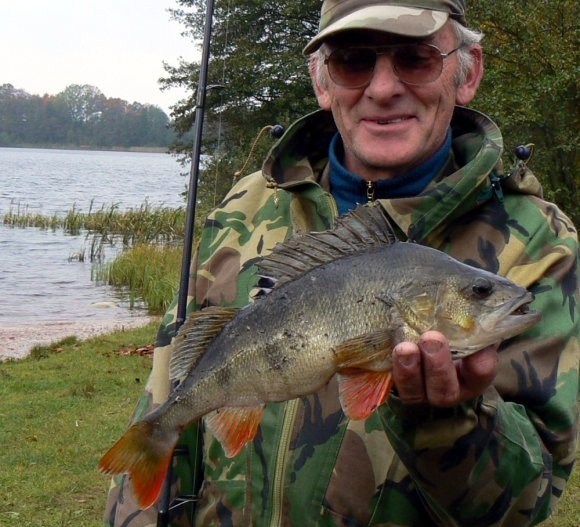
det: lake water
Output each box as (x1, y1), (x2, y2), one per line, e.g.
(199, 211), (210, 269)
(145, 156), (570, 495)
(0, 147), (188, 325)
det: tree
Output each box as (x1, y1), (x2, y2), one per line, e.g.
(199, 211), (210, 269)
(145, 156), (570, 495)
(163, 1), (577, 222)
(469, 0), (578, 220)
(58, 84), (106, 124)
(0, 84), (176, 149)
(161, 0), (320, 218)
(0, 84), (33, 144)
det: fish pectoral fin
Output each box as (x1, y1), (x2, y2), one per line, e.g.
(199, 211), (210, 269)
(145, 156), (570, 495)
(205, 405), (265, 458)
(337, 370), (393, 420)
(334, 329), (393, 370)
(377, 292), (434, 336)
(170, 306), (240, 382)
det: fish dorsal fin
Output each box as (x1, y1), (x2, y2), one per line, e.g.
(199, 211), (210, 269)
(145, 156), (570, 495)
(257, 203), (398, 287)
(169, 306), (239, 382)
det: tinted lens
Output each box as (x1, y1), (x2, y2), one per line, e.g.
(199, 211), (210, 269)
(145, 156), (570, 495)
(392, 44), (443, 85)
(326, 48), (377, 88)
(326, 44), (445, 87)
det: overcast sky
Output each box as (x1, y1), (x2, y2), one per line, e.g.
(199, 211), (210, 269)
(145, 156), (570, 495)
(0, 0), (199, 114)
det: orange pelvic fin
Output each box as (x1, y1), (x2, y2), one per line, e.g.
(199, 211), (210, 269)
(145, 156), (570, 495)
(337, 370), (393, 420)
(205, 405), (265, 458)
(98, 420), (178, 509)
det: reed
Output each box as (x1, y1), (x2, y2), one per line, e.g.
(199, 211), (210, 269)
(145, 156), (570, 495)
(94, 243), (183, 314)
(2, 201), (187, 315)
(3, 206), (60, 230)
(3, 201), (186, 245)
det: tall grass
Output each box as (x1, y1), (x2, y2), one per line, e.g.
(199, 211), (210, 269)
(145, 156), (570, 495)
(3, 203), (60, 230)
(3, 201), (186, 314)
(62, 201), (186, 245)
(94, 243), (183, 314)
(4, 201), (186, 250)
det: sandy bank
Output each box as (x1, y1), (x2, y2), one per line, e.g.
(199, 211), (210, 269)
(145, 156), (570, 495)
(0, 317), (154, 361)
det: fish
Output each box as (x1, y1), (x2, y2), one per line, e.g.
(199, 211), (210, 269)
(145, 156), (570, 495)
(98, 203), (541, 509)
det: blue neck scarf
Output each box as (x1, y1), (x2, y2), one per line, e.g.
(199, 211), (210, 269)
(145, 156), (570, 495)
(329, 129), (452, 216)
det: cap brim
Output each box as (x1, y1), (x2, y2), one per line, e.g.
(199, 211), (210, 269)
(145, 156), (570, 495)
(303, 6), (449, 55)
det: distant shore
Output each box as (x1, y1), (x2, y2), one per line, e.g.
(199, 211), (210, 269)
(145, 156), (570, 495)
(1, 144), (171, 153)
(0, 317), (154, 361)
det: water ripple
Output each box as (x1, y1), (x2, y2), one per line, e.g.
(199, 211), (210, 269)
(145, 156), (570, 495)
(0, 147), (187, 325)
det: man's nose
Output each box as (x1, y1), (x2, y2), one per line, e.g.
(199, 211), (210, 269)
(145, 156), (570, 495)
(364, 55), (406, 98)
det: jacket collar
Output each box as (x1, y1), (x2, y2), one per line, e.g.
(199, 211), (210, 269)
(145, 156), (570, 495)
(261, 106), (541, 243)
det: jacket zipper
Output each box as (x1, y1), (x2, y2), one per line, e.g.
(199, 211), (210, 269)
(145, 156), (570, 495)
(367, 181), (375, 202)
(269, 191), (335, 525)
(270, 398), (300, 526)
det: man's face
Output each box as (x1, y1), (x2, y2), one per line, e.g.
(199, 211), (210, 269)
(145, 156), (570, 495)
(313, 23), (482, 181)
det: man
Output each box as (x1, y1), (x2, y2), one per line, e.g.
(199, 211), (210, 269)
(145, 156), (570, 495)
(104, 1), (578, 525)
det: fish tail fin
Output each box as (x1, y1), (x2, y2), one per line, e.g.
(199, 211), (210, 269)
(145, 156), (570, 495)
(98, 421), (178, 509)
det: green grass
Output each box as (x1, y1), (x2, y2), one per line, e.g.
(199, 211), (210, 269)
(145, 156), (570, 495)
(4, 201), (185, 242)
(3, 201), (186, 263)
(0, 324), (157, 527)
(94, 243), (182, 314)
(0, 324), (577, 526)
(3, 202), (184, 316)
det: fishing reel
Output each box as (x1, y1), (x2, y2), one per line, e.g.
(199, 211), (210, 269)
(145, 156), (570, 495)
(484, 143), (535, 203)
(510, 142), (535, 180)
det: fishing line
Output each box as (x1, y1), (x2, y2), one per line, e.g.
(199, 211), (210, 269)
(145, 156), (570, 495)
(209, 0), (231, 213)
(206, 0), (231, 278)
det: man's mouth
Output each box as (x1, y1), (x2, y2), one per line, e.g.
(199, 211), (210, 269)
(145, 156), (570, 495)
(372, 116), (412, 125)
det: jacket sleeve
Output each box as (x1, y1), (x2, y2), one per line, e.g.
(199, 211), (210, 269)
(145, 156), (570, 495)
(378, 204), (579, 526)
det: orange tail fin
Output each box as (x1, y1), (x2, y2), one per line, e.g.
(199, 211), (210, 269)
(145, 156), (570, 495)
(98, 421), (178, 509)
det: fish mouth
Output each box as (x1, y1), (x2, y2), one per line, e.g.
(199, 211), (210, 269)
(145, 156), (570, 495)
(486, 292), (541, 334)
(452, 292), (541, 356)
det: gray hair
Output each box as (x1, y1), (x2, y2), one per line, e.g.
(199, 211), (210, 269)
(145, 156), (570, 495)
(311, 19), (483, 88)
(451, 19), (484, 85)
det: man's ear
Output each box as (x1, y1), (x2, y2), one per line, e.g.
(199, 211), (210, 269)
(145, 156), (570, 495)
(456, 45), (484, 106)
(310, 55), (332, 110)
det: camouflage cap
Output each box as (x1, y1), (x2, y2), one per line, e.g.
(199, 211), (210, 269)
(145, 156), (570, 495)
(304, 0), (467, 54)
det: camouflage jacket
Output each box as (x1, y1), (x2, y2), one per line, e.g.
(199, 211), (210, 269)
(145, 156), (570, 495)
(104, 107), (579, 527)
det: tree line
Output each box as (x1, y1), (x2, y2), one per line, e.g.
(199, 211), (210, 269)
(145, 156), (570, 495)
(162, 0), (578, 225)
(0, 83), (177, 149)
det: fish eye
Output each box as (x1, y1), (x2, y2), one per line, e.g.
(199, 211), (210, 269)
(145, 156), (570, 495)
(472, 277), (493, 298)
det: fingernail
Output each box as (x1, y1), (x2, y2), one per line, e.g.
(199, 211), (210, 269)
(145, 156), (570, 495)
(397, 350), (419, 368)
(421, 340), (443, 356)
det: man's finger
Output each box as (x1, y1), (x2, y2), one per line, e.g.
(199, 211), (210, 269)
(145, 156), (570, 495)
(419, 332), (460, 407)
(392, 341), (425, 404)
(457, 345), (499, 401)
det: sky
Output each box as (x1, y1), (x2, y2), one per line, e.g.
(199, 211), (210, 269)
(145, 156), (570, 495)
(0, 0), (199, 115)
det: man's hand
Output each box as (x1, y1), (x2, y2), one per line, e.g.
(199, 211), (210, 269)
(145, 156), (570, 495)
(392, 331), (499, 407)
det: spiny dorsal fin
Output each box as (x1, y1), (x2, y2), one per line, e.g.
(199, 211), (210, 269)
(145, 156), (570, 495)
(257, 203), (398, 286)
(169, 306), (239, 382)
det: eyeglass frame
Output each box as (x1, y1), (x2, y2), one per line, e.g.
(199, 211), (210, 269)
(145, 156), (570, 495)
(323, 43), (462, 88)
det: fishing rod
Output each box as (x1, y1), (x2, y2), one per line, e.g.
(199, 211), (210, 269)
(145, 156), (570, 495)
(176, 0), (216, 330)
(157, 1), (216, 525)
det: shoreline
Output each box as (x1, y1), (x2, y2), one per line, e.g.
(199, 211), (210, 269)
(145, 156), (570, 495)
(0, 316), (155, 361)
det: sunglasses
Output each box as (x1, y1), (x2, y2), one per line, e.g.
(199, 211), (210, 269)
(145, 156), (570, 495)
(324, 43), (461, 88)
